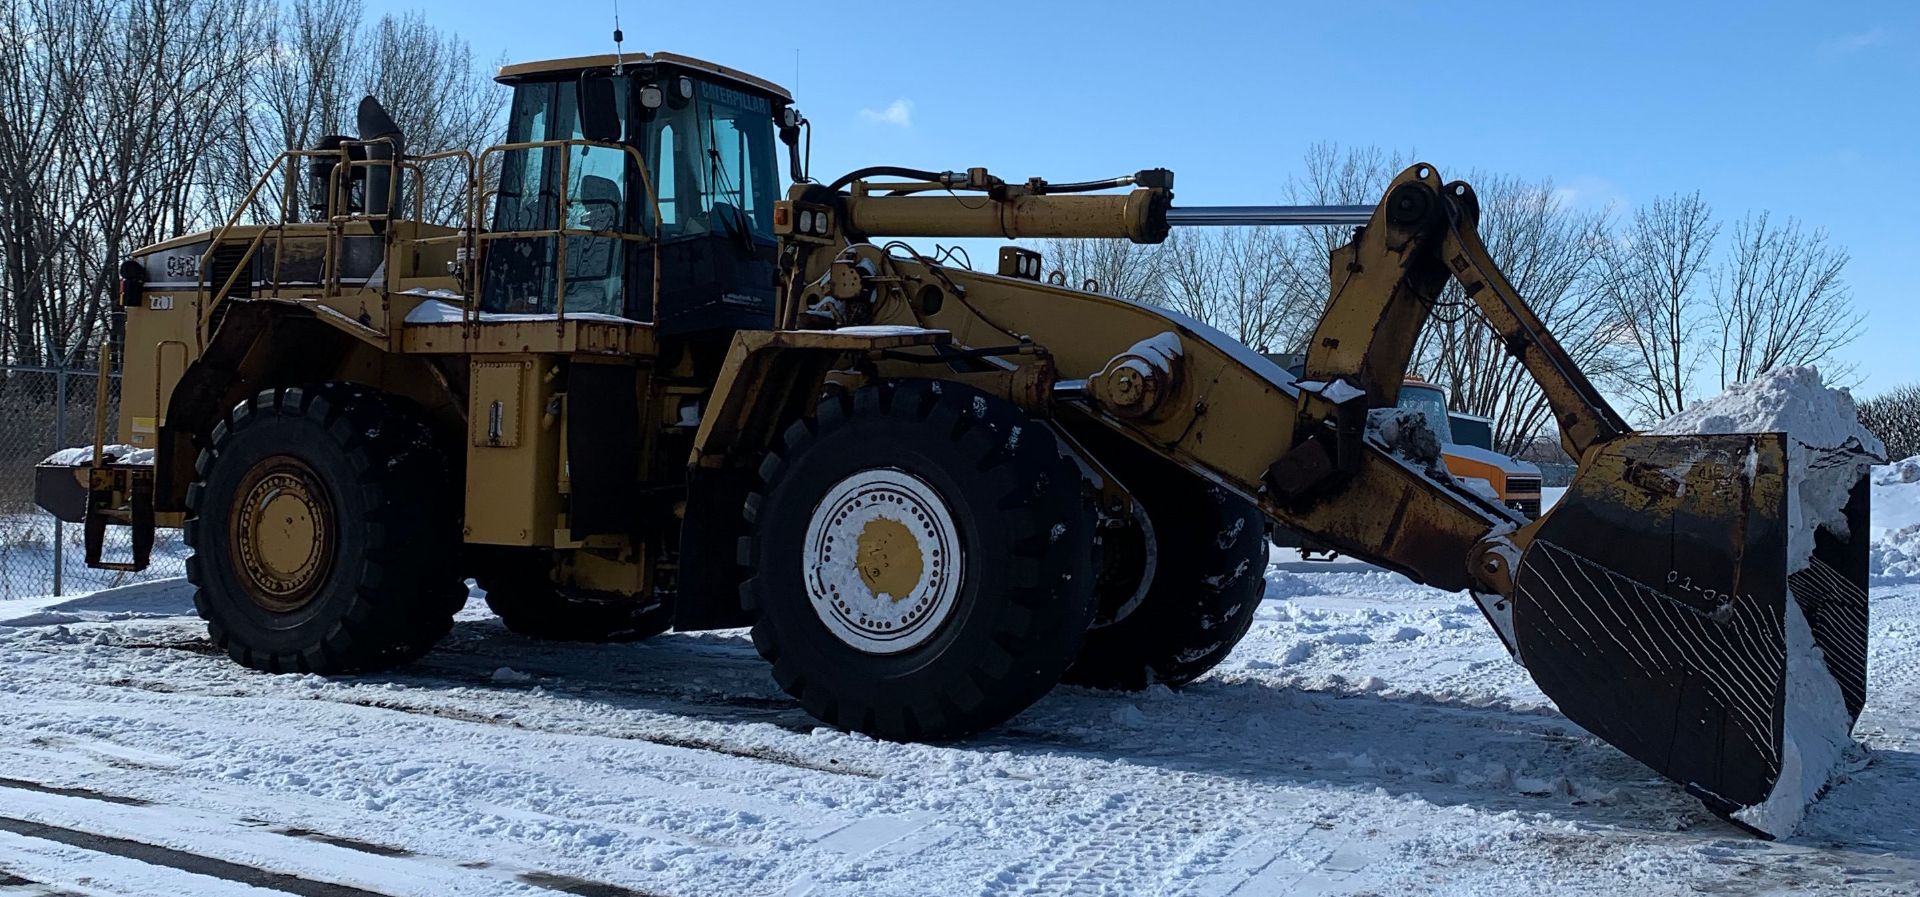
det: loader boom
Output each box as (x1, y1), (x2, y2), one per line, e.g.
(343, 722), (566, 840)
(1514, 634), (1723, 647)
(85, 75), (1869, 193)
(756, 161), (1872, 835)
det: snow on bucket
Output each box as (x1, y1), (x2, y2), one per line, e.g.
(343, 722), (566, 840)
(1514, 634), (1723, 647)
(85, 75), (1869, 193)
(1509, 367), (1879, 838)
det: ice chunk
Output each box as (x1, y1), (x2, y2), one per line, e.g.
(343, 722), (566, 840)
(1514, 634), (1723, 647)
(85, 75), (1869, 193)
(1871, 523), (1920, 581)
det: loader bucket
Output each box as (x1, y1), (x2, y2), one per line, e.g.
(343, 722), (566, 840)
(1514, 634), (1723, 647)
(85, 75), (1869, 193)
(1508, 432), (1869, 830)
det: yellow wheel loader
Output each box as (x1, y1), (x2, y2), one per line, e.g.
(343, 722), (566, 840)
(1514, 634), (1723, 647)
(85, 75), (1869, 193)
(35, 52), (1874, 834)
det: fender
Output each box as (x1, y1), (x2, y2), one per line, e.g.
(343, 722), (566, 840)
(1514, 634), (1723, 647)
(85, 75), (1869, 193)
(675, 325), (948, 631)
(155, 301), (460, 511)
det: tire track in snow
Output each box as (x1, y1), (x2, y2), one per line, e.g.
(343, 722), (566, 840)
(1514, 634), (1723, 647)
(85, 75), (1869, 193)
(0, 777), (664, 897)
(0, 869), (78, 897)
(16, 637), (875, 781)
(0, 815), (395, 897)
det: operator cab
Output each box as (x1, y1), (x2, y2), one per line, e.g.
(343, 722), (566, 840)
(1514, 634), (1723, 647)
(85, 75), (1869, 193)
(483, 53), (792, 334)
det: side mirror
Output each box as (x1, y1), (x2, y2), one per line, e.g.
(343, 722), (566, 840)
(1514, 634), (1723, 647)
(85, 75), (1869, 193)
(577, 76), (621, 143)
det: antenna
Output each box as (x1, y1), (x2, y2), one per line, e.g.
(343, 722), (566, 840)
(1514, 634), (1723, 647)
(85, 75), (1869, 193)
(611, 0), (625, 72)
(794, 48), (800, 94)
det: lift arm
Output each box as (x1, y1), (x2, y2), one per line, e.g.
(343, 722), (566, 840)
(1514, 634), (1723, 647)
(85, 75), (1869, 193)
(763, 162), (1872, 834)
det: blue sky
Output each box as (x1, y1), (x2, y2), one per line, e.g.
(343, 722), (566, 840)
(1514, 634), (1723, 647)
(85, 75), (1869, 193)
(395, 0), (1915, 393)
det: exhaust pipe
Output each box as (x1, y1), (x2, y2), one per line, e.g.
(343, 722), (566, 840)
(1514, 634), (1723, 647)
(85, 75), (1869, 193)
(356, 96), (405, 231)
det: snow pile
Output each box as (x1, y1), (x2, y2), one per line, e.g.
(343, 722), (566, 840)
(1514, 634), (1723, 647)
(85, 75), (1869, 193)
(1651, 366), (1881, 838)
(1652, 366), (1884, 565)
(1873, 525), (1920, 581)
(1871, 456), (1920, 536)
(1871, 458), (1920, 581)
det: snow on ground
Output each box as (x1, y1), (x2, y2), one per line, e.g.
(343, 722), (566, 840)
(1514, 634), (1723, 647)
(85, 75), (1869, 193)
(0, 510), (189, 601)
(0, 468), (1913, 895)
(1872, 457), (1920, 582)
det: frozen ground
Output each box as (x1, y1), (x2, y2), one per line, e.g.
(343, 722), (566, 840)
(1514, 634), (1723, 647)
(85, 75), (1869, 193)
(0, 472), (1913, 895)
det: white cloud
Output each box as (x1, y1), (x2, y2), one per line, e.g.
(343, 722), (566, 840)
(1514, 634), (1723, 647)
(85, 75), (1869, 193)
(1818, 27), (1889, 55)
(860, 98), (914, 128)
(1551, 175), (1627, 213)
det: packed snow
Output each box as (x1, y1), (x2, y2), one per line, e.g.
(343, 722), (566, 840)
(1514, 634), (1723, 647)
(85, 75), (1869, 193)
(1650, 366), (1884, 566)
(1651, 366), (1882, 837)
(40, 445), (153, 467)
(1, 563), (1916, 892)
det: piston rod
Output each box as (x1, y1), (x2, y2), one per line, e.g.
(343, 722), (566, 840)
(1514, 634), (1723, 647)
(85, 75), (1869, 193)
(1166, 205), (1374, 227)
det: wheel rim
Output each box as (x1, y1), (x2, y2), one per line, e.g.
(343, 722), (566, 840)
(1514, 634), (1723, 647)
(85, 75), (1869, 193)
(801, 468), (963, 654)
(1092, 500), (1157, 628)
(229, 455), (335, 613)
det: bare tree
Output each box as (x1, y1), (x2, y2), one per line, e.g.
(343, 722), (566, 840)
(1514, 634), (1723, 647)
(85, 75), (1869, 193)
(357, 12), (505, 225)
(1157, 228), (1293, 350)
(0, 0), (500, 369)
(0, 0), (266, 365)
(1036, 143), (1410, 352)
(1713, 211), (1859, 387)
(225, 0), (365, 216)
(1414, 174), (1619, 454)
(1032, 238), (1164, 303)
(233, 1), (502, 226)
(1270, 143), (1413, 352)
(1600, 192), (1717, 422)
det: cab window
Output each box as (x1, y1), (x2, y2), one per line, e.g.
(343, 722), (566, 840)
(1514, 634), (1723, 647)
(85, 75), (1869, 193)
(482, 76), (634, 318)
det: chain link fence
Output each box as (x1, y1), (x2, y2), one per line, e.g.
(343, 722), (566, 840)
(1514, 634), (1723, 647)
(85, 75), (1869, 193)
(0, 363), (189, 600)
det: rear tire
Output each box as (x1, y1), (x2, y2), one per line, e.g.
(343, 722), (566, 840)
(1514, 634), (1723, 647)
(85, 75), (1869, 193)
(1065, 452), (1268, 690)
(743, 380), (1096, 740)
(476, 550), (672, 642)
(184, 385), (465, 673)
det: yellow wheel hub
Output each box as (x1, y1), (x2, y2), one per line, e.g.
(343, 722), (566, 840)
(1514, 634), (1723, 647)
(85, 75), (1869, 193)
(855, 517), (923, 603)
(802, 468), (963, 654)
(231, 457), (334, 612)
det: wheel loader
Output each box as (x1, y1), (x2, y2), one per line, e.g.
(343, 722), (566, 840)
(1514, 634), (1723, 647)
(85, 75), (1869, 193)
(34, 51), (1874, 835)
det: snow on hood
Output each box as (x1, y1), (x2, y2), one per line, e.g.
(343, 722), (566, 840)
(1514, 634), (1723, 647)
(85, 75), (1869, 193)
(1650, 366), (1880, 838)
(403, 298), (642, 326)
(1442, 441), (1541, 477)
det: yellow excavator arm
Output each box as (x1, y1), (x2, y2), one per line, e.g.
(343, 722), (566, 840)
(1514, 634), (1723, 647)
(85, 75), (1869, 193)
(743, 161), (1871, 836)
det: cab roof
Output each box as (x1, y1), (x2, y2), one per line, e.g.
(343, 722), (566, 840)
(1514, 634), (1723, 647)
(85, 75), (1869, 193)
(496, 51), (792, 102)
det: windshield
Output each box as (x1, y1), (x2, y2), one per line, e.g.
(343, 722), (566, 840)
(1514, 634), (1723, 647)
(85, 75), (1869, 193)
(1397, 384), (1454, 445)
(483, 77), (633, 317)
(646, 79), (778, 241)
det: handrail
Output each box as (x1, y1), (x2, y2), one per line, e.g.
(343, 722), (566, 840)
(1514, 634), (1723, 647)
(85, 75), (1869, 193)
(196, 129), (681, 341)
(194, 140), (480, 343)
(473, 137), (663, 326)
(195, 141), (406, 346)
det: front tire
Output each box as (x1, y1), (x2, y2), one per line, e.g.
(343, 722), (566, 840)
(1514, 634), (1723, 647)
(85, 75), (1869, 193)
(1065, 448), (1268, 690)
(184, 385), (464, 673)
(743, 381), (1096, 740)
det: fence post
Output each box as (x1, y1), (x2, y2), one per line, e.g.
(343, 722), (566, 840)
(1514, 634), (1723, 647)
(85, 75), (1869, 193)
(53, 364), (67, 596)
